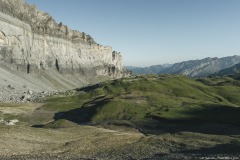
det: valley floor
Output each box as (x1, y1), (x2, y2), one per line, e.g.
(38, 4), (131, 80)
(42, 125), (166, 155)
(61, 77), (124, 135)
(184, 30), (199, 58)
(0, 122), (240, 160)
(0, 103), (240, 160)
(1, 75), (240, 159)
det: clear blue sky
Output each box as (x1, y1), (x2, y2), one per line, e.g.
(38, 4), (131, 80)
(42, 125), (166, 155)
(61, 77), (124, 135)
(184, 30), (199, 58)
(26, 0), (240, 67)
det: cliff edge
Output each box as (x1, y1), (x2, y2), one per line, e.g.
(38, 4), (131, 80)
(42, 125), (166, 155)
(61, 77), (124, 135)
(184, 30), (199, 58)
(0, 0), (130, 102)
(0, 0), (127, 76)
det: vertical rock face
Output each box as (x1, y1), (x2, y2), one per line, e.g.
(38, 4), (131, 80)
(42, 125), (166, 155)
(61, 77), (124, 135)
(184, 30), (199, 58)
(0, 0), (127, 78)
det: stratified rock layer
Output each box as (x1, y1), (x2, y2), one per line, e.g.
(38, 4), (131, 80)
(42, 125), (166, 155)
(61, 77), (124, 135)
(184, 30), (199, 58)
(0, 0), (130, 102)
(0, 0), (126, 77)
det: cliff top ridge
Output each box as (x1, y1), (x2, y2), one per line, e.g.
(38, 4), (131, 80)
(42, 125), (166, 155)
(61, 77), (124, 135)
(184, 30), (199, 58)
(0, 0), (96, 45)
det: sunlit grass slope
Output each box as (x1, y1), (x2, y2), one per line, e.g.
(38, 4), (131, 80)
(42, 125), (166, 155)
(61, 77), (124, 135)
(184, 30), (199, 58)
(43, 75), (240, 126)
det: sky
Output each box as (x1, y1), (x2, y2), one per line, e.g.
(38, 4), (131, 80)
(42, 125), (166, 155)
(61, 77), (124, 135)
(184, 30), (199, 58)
(26, 0), (240, 67)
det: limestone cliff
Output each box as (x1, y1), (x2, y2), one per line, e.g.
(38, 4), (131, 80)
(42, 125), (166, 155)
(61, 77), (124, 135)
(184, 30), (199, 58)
(0, 0), (127, 78)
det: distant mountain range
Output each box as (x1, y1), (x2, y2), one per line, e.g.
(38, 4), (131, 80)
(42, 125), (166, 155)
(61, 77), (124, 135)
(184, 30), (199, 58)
(211, 63), (240, 77)
(127, 55), (240, 77)
(125, 65), (167, 74)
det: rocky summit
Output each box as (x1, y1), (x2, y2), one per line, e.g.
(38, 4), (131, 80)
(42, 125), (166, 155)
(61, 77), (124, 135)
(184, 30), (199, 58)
(0, 0), (129, 102)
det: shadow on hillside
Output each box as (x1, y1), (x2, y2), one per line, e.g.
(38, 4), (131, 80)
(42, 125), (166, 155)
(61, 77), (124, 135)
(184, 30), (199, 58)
(147, 104), (240, 124)
(75, 83), (102, 92)
(53, 96), (112, 124)
(135, 120), (240, 136)
(35, 101), (240, 136)
(137, 104), (240, 136)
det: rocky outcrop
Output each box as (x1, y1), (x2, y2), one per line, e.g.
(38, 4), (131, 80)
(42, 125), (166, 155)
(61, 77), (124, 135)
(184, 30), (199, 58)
(0, 0), (128, 78)
(0, 118), (19, 125)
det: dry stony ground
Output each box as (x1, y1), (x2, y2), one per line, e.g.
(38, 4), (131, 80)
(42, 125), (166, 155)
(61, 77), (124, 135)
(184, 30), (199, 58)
(0, 103), (240, 160)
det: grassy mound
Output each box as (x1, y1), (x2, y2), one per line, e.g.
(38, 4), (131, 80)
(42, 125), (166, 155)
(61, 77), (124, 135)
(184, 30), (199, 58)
(43, 75), (240, 126)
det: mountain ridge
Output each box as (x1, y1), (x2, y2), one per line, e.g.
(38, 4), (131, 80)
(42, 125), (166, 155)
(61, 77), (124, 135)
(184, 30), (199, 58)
(211, 63), (240, 77)
(127, 55), (240, 77)
(160, 55), (240, 77)
(125, 65), (166, 74)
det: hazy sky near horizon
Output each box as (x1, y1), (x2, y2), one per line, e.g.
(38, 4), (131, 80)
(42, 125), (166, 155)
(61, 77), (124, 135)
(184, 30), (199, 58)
(26, 0), (240, 67)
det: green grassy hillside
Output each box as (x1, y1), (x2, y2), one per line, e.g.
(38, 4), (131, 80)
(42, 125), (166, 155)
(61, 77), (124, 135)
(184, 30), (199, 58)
(43, 75), (240, 128)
